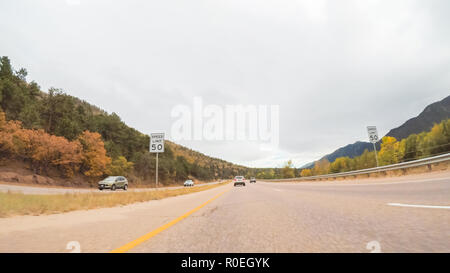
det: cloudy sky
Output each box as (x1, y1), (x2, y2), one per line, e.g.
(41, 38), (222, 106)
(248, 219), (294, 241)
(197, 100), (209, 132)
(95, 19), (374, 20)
(1, 0), (449, 167)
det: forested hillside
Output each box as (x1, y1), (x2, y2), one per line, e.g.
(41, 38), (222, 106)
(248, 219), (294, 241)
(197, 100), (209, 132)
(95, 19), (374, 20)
(301, 119), (450, 177)
(0, 56), (247, 186)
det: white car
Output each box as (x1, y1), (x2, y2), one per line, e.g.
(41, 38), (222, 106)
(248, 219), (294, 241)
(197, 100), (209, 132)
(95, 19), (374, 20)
(234, 176), (246, 187)
(184, 180), (194, 187)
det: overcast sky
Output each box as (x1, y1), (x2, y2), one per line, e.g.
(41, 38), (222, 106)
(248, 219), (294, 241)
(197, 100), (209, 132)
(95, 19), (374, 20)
(1, 0), (449, 167)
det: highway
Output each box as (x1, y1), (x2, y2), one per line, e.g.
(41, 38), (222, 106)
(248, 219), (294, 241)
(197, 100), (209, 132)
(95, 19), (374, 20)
(0, 181), (221, 195)
(0, 171), (449, 253)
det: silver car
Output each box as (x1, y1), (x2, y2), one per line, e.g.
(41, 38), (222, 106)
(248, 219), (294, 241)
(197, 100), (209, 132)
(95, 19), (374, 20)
(184, 180), (194, 187)
(98, 176), (128, 191)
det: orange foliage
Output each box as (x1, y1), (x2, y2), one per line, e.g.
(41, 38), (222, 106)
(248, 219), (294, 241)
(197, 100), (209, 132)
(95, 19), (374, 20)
(0, 111), (24, 155)
(78, 131), (111, 178)
(0, 111), (108, 178)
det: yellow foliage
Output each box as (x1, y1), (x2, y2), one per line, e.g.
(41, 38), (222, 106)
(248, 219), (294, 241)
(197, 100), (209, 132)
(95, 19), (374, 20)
(107, 156), (134, 176)
(300, 168), (312, 177)
(313, 158), (330, 175)
(330, 157), (352, 173)
(378, 136), (400, 165)
(281, 160), (295, 178)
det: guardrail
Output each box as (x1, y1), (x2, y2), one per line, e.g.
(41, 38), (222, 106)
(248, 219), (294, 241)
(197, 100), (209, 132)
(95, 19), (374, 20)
(263, 152), (450, 182)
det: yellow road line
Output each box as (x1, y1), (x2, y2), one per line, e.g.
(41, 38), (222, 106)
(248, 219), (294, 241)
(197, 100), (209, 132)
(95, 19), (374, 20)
(110, 188), (230, 253)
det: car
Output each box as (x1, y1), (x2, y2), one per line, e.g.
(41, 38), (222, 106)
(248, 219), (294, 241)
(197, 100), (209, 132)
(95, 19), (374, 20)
(184, 180), (194, 187)
(234, 176), (246, 187)
(250, 177), (256, 183)
(98, 176), (128, 191)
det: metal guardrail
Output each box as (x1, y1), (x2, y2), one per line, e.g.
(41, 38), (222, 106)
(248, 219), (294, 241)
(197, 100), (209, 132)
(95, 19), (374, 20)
(264, 153), (450, 182)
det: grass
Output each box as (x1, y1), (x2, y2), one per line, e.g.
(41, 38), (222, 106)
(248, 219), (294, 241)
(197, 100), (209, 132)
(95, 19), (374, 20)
(0, 182), (228, 218)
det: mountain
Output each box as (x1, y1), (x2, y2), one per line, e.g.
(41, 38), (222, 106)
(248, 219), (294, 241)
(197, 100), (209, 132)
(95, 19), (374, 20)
(385, 95), (450, 140)
(0, 56), (248, 185)
(320, 141), (374, 163)
(300, 162), (315, 169)
(303, 94), (450, 167)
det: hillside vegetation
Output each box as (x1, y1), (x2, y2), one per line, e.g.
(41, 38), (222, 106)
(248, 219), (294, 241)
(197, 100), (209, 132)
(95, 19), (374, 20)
(0, 56), (246, 186)
(301, 119), (450, 176)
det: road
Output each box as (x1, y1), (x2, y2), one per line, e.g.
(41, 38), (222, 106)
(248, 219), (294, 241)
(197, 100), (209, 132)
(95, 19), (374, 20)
(0, 171), (449, 253)
(0, 181), (221, 195)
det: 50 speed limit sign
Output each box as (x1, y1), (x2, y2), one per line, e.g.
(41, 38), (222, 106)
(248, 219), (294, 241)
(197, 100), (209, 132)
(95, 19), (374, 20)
(150, 133), (165, 153)
(367, 126), (379, 143)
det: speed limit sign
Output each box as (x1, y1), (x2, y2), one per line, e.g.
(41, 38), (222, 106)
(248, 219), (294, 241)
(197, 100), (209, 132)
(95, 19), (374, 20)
(150, 133), (165, 153)
(367, 126), (379, 143)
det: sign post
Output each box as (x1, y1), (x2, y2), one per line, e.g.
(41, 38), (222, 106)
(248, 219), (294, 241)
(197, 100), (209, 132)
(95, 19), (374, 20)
(150, 133), (165, 187)
(367, 126), (379, 167)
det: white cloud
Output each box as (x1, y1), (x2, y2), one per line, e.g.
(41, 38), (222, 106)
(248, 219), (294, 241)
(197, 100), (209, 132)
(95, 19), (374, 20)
(0, 0), (449, 167)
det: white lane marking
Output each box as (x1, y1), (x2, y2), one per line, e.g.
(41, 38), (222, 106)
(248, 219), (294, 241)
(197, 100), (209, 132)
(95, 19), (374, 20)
(387, 203), (450, 209)
(273, 189), (283, 192)
(351, 177), (450, 186)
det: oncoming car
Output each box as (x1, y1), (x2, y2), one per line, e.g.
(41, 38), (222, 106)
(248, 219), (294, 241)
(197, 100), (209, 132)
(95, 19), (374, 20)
(184, 180), (194, 187)
(234, 176), (246, 187)
(250, 177), (256, 183)
(98, 176), (128, 191)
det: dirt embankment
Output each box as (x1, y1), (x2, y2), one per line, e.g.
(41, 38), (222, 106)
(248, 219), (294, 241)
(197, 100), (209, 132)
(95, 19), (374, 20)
(0, 160), (87, 188)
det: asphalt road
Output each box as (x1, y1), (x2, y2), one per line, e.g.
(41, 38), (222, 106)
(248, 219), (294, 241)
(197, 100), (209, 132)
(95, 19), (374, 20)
(0, 171), (449, 253)
(0, 181), (220, 195)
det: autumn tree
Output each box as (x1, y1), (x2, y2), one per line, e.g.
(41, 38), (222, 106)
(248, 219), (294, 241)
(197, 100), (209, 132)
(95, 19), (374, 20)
(0, 111), (26, 157)
(402, 134), (418, 161)
(352, 149), (374, 169)
(329, 157), (352, 173)
(378, 136), (401, 165)
(313, 158), (330, 175)
(0, 110), (83, 177)
(281, 160), (295, 178)
(25, 130), (82, 176)
(49, 135), (82, 177)
(424, 120), (450, 156)
(107, 156), (134, 176)
(300, 168), (312, 177)
(78, 131), (111, 178)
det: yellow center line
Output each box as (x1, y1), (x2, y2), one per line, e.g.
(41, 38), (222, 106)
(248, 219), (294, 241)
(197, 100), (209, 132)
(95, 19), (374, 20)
(110, 188), (231, 253)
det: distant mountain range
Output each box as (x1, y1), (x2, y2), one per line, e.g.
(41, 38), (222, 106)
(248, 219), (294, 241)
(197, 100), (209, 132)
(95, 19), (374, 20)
(301, 95), (450, 168)
(385, 95), (450, 140)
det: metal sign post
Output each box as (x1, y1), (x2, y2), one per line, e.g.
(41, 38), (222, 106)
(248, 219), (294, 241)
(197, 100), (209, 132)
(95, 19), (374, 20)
(156, 152), (158, 187)
(367, 126), (379, 167)
(150, 133), (165, 188)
